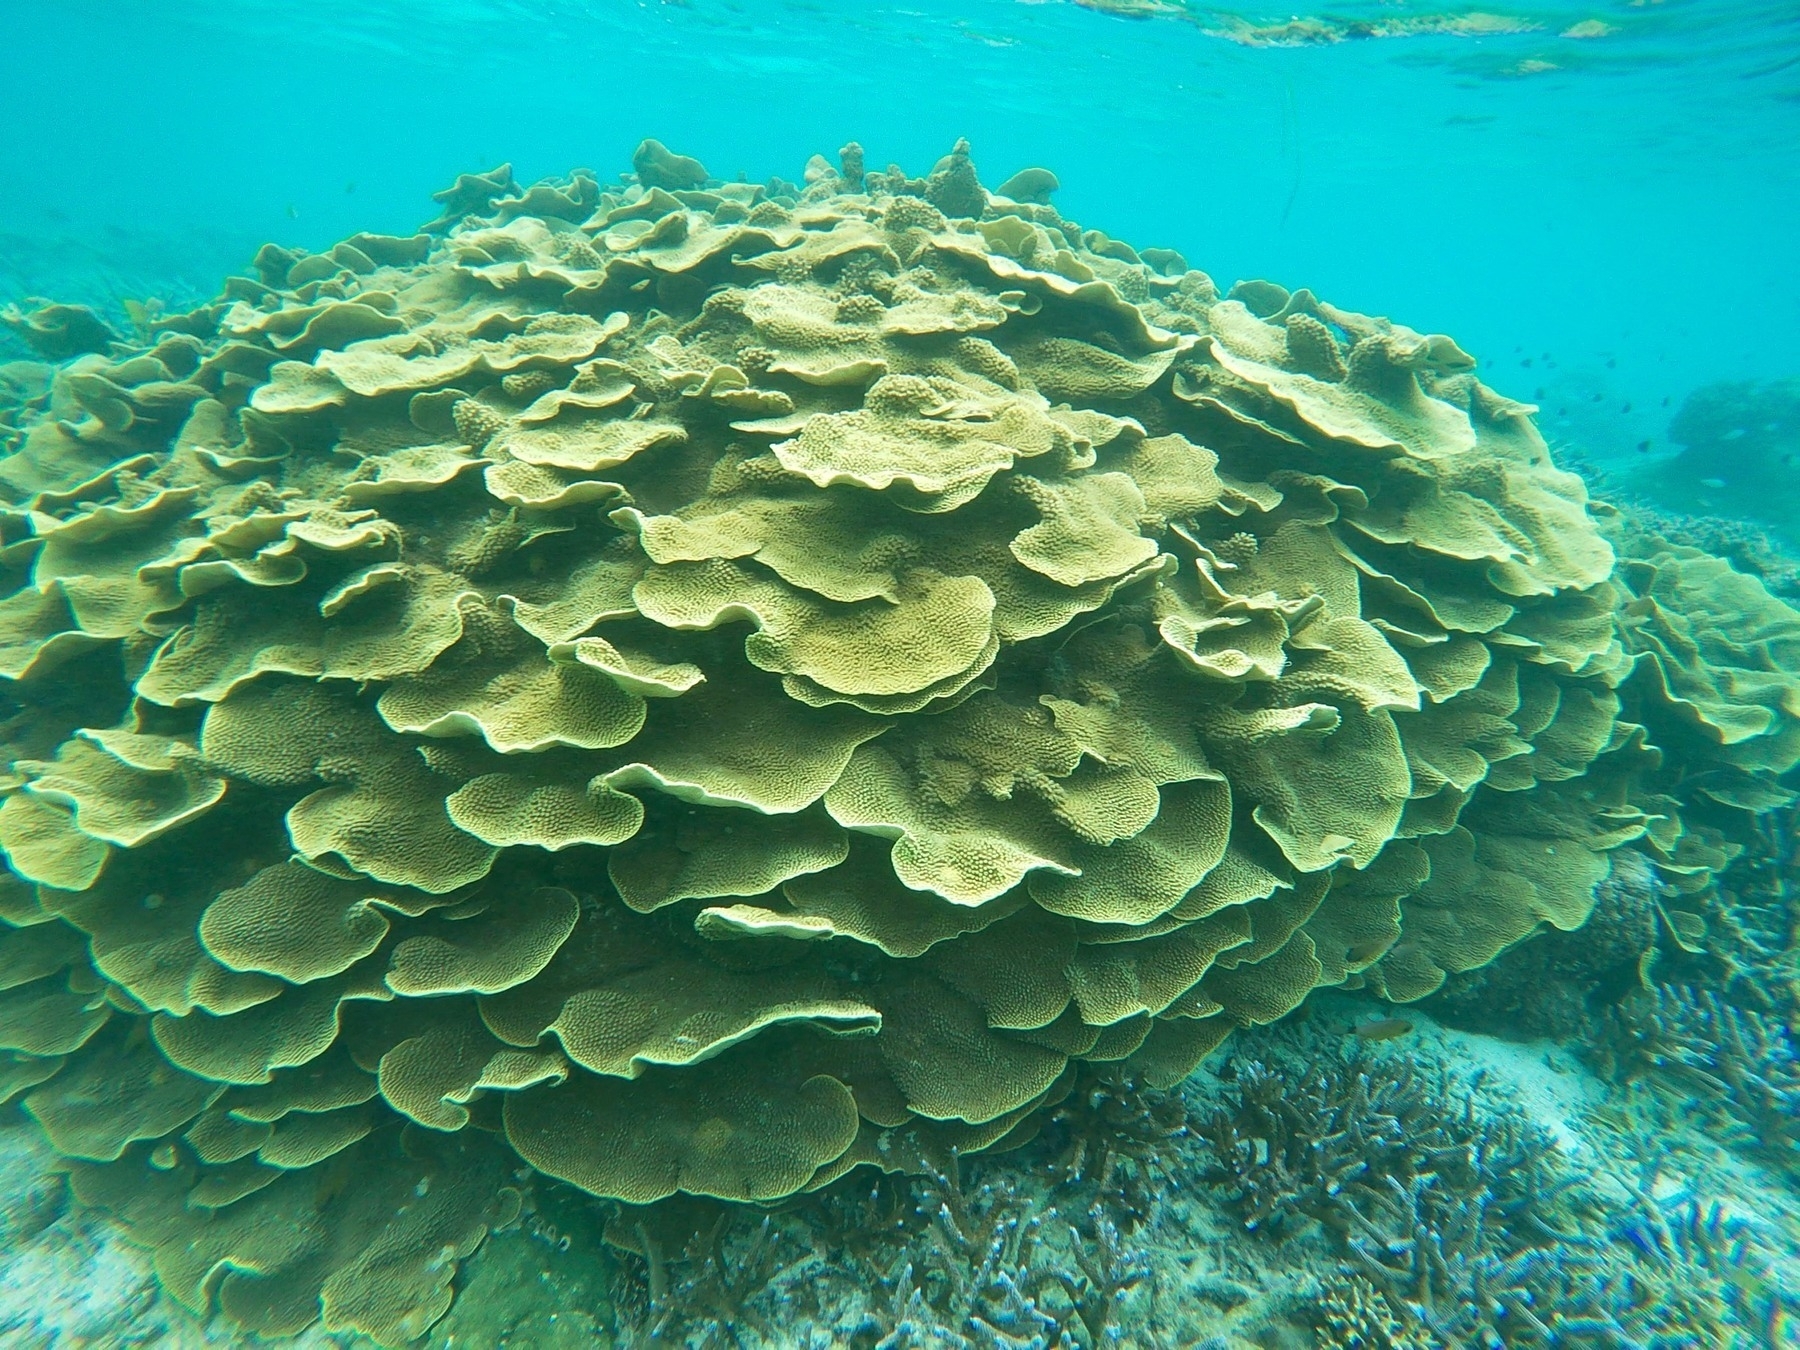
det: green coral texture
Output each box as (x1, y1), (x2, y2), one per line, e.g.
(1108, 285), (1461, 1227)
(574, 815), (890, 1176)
(2, 140), (1797, 1344)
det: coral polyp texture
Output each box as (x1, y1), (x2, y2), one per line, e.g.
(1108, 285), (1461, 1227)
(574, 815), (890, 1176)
(1, 139), (1796, 1344)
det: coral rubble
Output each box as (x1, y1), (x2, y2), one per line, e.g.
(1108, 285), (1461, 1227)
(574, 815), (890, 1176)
(1, 140), (1798, 1344)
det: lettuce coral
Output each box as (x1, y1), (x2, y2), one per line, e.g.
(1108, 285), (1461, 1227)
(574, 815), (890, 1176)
(0, 139), (1792, 1345)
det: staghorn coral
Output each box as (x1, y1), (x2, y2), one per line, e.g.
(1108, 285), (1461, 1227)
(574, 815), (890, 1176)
(582, 1020), (1800, 1348)
(1037, 1065), (1192, 1228)
(1192, 1046), (1583, 1249)
(1339, 1182), (1750, 1350)
(601, 1138), (1168, 1348)
(1591, 984), (1800, 1174)
(1610, 1181), (1796, 1350)
(1196, 1044), (1785, 1348)
(1311, 1275), (1432, 1350)
(0, 137), (1792, 1344)
(1711, 800), (1800, 1022)
(601, 1196), (802, 1347)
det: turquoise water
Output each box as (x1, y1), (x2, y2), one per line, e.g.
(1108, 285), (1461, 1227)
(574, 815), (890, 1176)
(7, 0), (1799, 464)
(3, 4), (1799, 1348)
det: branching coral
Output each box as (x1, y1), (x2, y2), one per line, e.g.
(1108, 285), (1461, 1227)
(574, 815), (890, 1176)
(1037, 1067), (1193, 1233)
(1592, 984), (1800, 1174)
(1711, 801), (1800, 1021)
(598, 1145), (1165, 1349)
(1193, 1048), (1581, 1247)
(1340, 1181), (1742, 1350)
(1197, 1046), (1788, 1348)
(602, 1198), (801, 1347)
(0, 137), (1793, 1343)
(877, 1171), (1078, 1350)
(1613, 1186), (1795, 1348)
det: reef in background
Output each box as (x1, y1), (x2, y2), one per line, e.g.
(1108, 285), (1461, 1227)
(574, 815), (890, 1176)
(1635, 379), (1800, 552)
(0, 140), (1797, 1345)
(1061, 0), (1629, 76)
(1070, 0), (1546, 45)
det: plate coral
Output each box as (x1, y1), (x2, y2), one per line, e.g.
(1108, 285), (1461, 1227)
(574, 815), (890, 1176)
(1, 139), (1796, 1344)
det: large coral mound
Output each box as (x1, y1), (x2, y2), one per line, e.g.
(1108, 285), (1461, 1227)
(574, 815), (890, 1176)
(1, 141), (1794, 1344)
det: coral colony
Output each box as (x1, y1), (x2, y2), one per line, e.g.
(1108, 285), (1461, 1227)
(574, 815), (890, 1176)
(0, 140), (1796, 1345)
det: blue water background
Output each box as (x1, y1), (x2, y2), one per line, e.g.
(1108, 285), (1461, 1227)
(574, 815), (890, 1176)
(4, 0), (1797, 472)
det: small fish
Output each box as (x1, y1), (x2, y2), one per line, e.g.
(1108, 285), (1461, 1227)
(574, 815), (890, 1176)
(1637, 439), (1652, 452)
(1782, 453), (1794, 466)
(1701, 477), (1728, 489)
(1662, 396), (1671, 406)
(1592, 392), (1604, 402)
(1521, 357), (1533, 368)
(1621, 402), (1632, 413)
(1352, 1017), (1414, 1042)
(1606, 357), (1617, 369)
(1534, 387), (1546, 400)
(287, 204), (299, 219)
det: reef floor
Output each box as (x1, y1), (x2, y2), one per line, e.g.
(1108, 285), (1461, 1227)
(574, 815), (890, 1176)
(6, 991), (1795, 1349)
